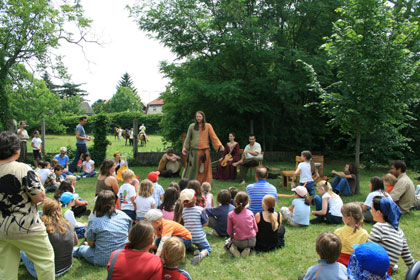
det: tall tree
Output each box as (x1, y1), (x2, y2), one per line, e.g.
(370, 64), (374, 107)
(91, 99), (110, 114)
(116, 72), (138, 94)
(108, 86), (143, 112)
(0, 0), (91, 127)
(301, 0), (420, 192)
(55, 82), (87, 99)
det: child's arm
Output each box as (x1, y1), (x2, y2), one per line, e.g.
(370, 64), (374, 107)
(31, 140), (36, 149)
(311, 197), (329, 216)
(401, 235), (414, 267)
(255, 212), (261, 224)
(90, 163), (95, 174)
(82, 163), (87, 173)
(288, 204), (294, 212)
(75, 198), (87, 206)
(201, 210), (209, 227)
(73, 232), (78, 245)
(130, 196), (137, 211)
(211, 193), (214, 207)
(291, 167), (301, 188)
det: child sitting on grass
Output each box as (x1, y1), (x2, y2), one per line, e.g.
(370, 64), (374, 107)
(81, 153), (96, 178)
(159, 186), (179, 220)
(134, 179), (155, 221)
(226, 191), (258, 258)
(117, 169), (137, 221)
(44, 164), (64, 192)
(280, 186), (311, 227)
(180, 189), (211, 265)
(161, 237), (192, 280)
(383, 173), (397, 194)
(60, 192), (87, 238)
(54, 180), (89, 218)
(228, 186), (238, 206)
(300, 232), (347, 280)
(201, 181), (214, 208)
(255, 195), (285, 252)
(334, 202), (369, 266)
(37, 161), (51, 185)
(205, 189), (234, 237)
(148, 171), (165, 208)
(187, 180), (206, 207)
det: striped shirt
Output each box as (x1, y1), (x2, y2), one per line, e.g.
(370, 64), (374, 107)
(368, 222), (414, 267)
(182, 206), (208, 244)
(246, 180), (277, 214)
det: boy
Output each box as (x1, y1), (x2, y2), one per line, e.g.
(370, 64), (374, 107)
(81, 153), (96, 178)
(205, 189), (234, 236)
(117, 169), (137, 220)
(60, 192), (87, 238)
(37, 161), (51, 185)
(301, 232), (347, 280)
(148, 171), (164, 208)
(44, 165), (64, 192)
(180, 189), (211, 265)
(161, 237), (192, 280)
(31, 130), (42, 167)
(65, 175), (90, 218)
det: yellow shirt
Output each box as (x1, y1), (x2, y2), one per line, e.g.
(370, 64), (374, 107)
(334, 225), (369, 255)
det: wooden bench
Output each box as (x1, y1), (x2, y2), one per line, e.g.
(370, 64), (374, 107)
(281, 155), (325, 189)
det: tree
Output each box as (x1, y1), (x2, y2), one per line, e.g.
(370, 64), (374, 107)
(91, 99), (110, 114)
(60, 95), (84, 115)
(54, 82), (88, 99)
(0, 0), (91, 127)
(91, 113), (111, 166)
(301, 0), (420, 192)
(116, 72), (138, 94)
(108, 87), (143, 113)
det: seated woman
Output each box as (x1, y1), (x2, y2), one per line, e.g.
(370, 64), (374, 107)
(214, 133), (241, 181)
(158, 148), (181, 177)
(330, 163), (357, 196)
(73, 190), (132, 266)
(96, 159), (119, 198)
(21, 198), (78, 278)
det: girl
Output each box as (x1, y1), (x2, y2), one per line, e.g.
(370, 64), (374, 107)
(383, 173), (397, 194)
(255, 195), (284, 252)
(311, 180), (343, 224)
(186, 180), (206, 207)
(160, 187), (179, 220)
(331, 163), (357, 196)
(117, 169), (137, 221)
(226, 191), (258, 258)
(334, 202), (369, 266)
(369, 196), (414, 275)
(291, 150), (319, 196)
(81, 153), (96, 178)
(362, 176), (389, 223)
(134, 179), (155, 221)
(280, 186), (311, 226)
(201, 181), (214, 208)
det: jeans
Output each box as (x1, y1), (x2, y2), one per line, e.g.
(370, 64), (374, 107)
(46, 184), (59, 192)
(73, 245), (95, 265)
(21, 251), (72, 278)
(313, 195), (342, 224)
(300, 181), (315, 197)
(155, 237), (192, 250)
(81, 171), (96, 178)
(332, 176), (352, 196)
(69, 143), (88, 173)
(195, 239), (212, 255)
(122, 210), (136, 221)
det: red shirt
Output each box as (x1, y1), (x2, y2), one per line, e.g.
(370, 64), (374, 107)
(107, 244), (163, 280)
(162, 267), (192, 280)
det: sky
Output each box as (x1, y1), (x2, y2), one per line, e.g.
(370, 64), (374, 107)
(57, 0), (176, 105)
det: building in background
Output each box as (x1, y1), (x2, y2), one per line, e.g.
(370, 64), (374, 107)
(81, 101), (95, 115)
(146, 98), (164, 114)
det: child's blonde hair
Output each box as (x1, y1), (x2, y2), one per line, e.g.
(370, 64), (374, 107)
(161, 237), (186, 267)
(65, 175), (76, 185)
(201, 181), (211, 193)
(51, 159), (59, 168)
(122, 169), (135, 181)
(139, 179), (154, 197)
(341, 202), (364, 233)
(262, 195), (279, 231)
(316, 180), (337, 198)
(382, 173), (397, 186)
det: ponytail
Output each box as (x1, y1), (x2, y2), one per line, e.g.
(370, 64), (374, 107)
(234, 191), (249, 214)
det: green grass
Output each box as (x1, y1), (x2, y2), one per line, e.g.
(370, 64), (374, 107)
(17, 160), (420, 280)
(27, 134), (167, 159)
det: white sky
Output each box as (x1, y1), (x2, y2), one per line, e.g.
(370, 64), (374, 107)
(57, 0), (176, 105)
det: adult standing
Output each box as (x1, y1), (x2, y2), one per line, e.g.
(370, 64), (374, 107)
(0, 131), (54, 280)
(16, 120), (29, 162)
(182, 111), (224, 184)
(69, 116), (91, 173)
(233, 135), (263, 185)
(214, 133), (241, 181)
(246, 167), (277, 215)
(389, 160), (415, 214)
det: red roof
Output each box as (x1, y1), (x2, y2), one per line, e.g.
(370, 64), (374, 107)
(148, 98), (164, 105)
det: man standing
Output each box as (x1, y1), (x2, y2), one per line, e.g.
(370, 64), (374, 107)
(54, 147), (72, 178)
(233, 135), (263, 185)
(69, 116), (91, 173)
(16, 121), (29, 162)
(390, 160), (415, 214)
(246, 167), (277, 214)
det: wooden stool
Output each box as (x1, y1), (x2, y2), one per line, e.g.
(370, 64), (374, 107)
(281, 170), (295, 189)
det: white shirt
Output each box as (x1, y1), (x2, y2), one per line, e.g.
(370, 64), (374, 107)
(298, 162), (312, 183)
(82, 160), (95, 173)
(37, 168), (51, 185)
(244, 142), (262, 160)
(31, 137), (42, 150)
(17, 129), (29, 141)
(134, 196), (155, 218)
(322, 192), (343, 217)
(363, 190), (388, 208)
(118, 183), (136, 211)
(64, 209), (84, 229)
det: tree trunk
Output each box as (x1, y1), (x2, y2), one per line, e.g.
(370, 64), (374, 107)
(0, 72), (10, 128)
(262, 115), (266, 151)
(250, 119), (254, 135)
(354, 122), (361, 194)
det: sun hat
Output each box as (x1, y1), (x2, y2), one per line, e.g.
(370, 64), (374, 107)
(180, 189), (195, 203)
(291, 186), (308, 197)
(148, 171), (160, 182)
(145, 209), (164, 221)
(347, 242), (391, 280)
(60, 192), (79, 208)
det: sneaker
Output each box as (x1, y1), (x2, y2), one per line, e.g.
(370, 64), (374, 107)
(310, 216), (323, 224)
(229, 244), (241, 258)
(191, 250), (202, 265)
(241, 248), (250, 258)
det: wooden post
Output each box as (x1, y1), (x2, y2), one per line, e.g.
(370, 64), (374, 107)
(41, 118), (46, 156)
(133, 119), (138, 158)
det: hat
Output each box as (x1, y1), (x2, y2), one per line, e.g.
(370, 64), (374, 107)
(145, 209), (163, 221)
(60, 147), (67, 152)
(414, 175), (420, 181)
(291, 186), (308, 197)
(347, 242), (391, 280)
(60, 192), (79, 208)
(180, 189), (195, 203)
(148, 171), (160, 182)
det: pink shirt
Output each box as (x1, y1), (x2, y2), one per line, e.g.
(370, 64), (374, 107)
(162, 209), (174, 221)
(227, 208), (258, 241)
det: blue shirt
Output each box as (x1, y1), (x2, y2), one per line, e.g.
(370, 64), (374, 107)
(182, 206), (208, 244)
(292, 198), (310, 225)
(303, 260), (347, 280)
(76, 124), (86, 144)
(54, 154), (69, 168)
(205, 204), (235, 236)
(246, 180), (277, 214)
(152, 182), (165, 208)
(86, 210), (131, 266)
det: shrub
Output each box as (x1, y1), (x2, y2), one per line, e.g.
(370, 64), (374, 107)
(90, 113), (111, 166)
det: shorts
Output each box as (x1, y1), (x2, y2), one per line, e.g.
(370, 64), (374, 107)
(33, 150), (42, 160)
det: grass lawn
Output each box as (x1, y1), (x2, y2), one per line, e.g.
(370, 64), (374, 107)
(18, 160), (420, 280)
(27, 134), (167, 159)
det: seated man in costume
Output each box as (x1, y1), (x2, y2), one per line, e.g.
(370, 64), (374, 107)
(233, 135), (263, 185)
(158, 148), (181, 178)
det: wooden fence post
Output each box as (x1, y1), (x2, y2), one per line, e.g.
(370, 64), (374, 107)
(133, 119), (138, 158)
(41, 118), (46, 156)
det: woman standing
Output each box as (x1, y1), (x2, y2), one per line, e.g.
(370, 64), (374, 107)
(214, 133), (241, 181)
(182, 111), (224, 184)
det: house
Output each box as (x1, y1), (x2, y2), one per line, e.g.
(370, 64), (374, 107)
(80, 101), (94, 115)
(146, 98), (164, 114)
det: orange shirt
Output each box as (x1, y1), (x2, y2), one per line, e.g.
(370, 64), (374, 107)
(159, 219), (192, 240)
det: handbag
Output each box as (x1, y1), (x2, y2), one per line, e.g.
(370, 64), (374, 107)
(105, 248), (123, 280)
